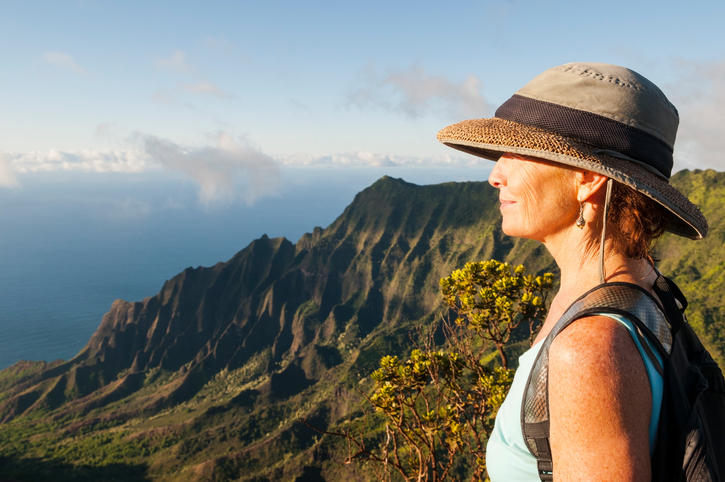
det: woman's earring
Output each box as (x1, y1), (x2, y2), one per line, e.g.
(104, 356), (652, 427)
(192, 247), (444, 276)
(576, 202), (586, 229)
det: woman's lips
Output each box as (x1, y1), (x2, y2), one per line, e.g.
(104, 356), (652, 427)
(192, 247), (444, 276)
(499, 199), (516, 208)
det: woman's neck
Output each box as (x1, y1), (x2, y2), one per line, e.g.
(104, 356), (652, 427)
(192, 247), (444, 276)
(534, 226), (658, 343)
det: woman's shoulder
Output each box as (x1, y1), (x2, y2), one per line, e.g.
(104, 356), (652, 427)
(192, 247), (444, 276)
(548, 314), (650, 409)
(548, 315), (652, 480)
(550, 315), (642, 366)
(548, 314), (652, 405)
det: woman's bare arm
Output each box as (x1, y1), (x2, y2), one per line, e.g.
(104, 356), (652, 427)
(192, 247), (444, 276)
(548, 315), (652, 481)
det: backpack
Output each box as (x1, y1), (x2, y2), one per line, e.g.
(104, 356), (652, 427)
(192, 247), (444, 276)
(520, 274), (725, 481)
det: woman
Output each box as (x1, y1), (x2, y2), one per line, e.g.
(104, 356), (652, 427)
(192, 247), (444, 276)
(437, 63), (708, 480)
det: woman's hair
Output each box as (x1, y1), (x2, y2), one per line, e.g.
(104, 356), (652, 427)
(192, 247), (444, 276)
(607, 181), (669, 260)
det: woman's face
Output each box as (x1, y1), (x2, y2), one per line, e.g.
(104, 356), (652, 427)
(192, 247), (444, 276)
(488, 153), (579, 242)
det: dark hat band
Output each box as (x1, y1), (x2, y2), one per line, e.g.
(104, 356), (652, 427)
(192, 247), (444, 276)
(495, 94), (674, 179)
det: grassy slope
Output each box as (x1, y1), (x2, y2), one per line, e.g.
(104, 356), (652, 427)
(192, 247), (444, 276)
(656, 169), (725, 365)
(0, 171), (721, 482)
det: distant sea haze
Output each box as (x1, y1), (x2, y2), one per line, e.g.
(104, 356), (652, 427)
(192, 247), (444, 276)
(0, 166), (488, 370)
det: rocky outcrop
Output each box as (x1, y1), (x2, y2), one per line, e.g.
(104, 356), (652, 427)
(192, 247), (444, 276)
(1, 171), (723, 481)
(2, 176), (545, 422)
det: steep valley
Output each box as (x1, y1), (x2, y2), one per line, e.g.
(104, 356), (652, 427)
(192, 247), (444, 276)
(0, 171), (723, 481)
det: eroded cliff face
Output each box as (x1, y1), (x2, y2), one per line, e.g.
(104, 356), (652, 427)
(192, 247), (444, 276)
(2, 177), (542, 423)
(1, 172), (721, 481)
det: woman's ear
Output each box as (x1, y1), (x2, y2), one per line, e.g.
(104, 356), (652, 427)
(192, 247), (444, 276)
(576, 170), (609, 203)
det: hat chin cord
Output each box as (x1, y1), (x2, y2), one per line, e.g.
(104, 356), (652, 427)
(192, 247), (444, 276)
(598, 179), (614, 284)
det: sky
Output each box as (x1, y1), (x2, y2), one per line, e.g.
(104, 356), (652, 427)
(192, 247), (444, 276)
(0, 0), (724, 204)
(0, 1), (724, 366)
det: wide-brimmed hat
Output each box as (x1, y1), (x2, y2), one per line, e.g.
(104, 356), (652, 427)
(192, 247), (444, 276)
(437, 62), (708, 239)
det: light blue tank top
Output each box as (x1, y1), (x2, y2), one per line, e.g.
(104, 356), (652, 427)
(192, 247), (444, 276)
(486, 313), (664, 481)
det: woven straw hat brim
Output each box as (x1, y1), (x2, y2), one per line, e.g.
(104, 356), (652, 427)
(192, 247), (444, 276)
(437, 118), (708, 239)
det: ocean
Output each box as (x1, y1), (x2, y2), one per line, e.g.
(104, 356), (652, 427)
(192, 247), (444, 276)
(0, 166), (489, 370)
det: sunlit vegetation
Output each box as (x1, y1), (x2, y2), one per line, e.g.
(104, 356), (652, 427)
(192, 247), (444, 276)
(312, 261), (552, 481)
(0, 171), (721, 481)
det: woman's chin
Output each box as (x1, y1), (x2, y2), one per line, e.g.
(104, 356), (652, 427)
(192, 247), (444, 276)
(500, 222), (521, 238)
(501, 223), (535, 240)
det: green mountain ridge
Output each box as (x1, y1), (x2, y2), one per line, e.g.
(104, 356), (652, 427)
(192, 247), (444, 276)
(0, 171), (723, 481)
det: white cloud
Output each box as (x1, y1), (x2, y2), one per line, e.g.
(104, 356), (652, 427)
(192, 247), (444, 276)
(279, 151), (486, 168)
(2, 134), (280, 204)
(671, 59), (725, 172)
(3, 146), (480, 174)
(153, 50), (196, 75)
(7, 149), (149, 174)
(349, 65), (492, 120)
(95, 122), (114, 137)
(279, 151), (395, 167)
(180, 81), (232, 98)
(151, 50), (232, 102)
(42, 51), (85, 75)
(1, 140), (484, 199)
(0, 154), (19, 188)
(0, 135), (278, 204)
(142, 132), (280, 205)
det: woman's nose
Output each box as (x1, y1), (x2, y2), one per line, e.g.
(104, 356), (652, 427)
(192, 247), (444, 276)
(488, 161), (505, 188)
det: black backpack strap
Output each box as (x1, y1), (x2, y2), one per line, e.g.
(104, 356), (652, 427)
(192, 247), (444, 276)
(521, 282), (673, 481)
(630, 319), (665, 377)
(652, 272), (687, 334)
(648, 275), (725, 481)
(527, 420), (554, 481)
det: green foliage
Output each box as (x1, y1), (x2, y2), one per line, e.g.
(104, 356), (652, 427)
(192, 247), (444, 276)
(440, 260), (554, 368)
(1, 172), (724, 481)
(367, 350), (514, 481)
(336, 260), (554, 482)
(657, 169), (725, 367)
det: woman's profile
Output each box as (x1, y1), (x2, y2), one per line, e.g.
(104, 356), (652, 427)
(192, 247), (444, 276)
(437, 63), (710, 481)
